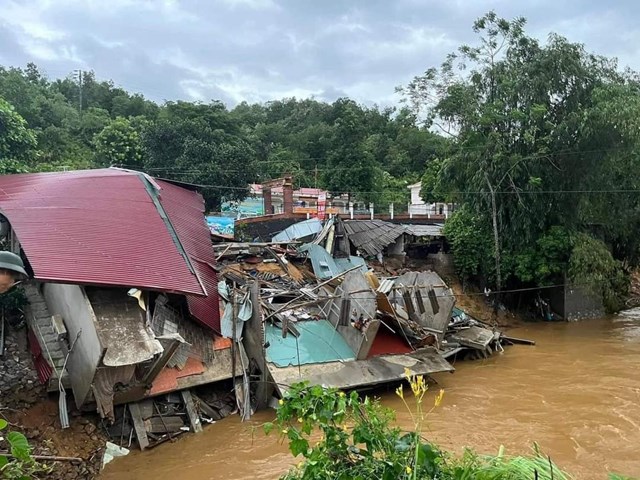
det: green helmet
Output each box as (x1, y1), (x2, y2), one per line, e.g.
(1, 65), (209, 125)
(0, 251), (27, 277)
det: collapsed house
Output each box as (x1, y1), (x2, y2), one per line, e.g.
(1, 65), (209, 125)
(213, 216), (520, 405)
(0, 169), (247, 448)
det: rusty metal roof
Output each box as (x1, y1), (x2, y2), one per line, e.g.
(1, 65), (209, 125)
(343, 220), (408, 257)
(402, 223), (444, 237)
(0, 169), (220, 330)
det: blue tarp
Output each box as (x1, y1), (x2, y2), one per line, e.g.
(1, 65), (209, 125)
(265, 320), (356, 368)
(272, 218), (323, 242)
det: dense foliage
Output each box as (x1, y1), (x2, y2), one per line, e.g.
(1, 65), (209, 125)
(401, 12), (640, 309)
(1, 10), (639, 307)
(0, 65), (447, 210)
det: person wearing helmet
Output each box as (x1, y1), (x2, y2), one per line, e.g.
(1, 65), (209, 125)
(0, 251), (28, 294)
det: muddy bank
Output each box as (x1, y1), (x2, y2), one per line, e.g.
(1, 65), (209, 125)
(1, 325), (107, 479)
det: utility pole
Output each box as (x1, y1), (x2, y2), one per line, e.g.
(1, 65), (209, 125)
(74, 69), (83, 115)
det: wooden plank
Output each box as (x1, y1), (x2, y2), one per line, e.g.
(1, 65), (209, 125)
(144, 416), (185, 434)
(181, 390), (203, 433)
(191, 392), (218, 419)
(141, 337), (181, 386)
(128, 402), (149, 450)
(449, 325), (494, 350)
(502, 335), (536, 346)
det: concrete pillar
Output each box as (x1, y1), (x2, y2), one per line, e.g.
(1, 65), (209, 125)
(282, 176), (294, 214)
(263, 187), (272, 215)
(369, 203), (374, 220)
(389, 203), (394, 220)
(349, 202), (354, 219)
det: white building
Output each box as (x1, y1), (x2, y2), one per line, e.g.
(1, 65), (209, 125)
(407, 181), (452, 217)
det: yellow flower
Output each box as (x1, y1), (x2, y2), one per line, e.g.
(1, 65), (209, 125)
(297, 417), (303, 423)
(282, 429), (288, 434)
(405, 465), (412, 474)
(338, 391), (345, 397)
(434, 389), (445, 407)
(403, 367), (412, 379)
(395, 385), (404, 399)
(278, 399), (284, 406)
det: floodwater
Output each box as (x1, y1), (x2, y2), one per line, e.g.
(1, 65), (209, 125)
(101, 313), (640, 480)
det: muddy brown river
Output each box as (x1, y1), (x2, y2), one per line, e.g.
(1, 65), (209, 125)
(101, 314), (640, 479)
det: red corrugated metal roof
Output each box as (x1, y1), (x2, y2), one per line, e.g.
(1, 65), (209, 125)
(28, 328), (53, 384)
(157, 180), (221, 331)
(0, 169), (213, 302)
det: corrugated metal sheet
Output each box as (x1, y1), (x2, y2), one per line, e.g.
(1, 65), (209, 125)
(28, 328), (53, 384)
(299, 243), (368, 280)
(157, 180), (221, 332)
(265, 320), (356, 367)
(272, 218), (323, 242)
(0, 169), (206, 296)
(343, 220), (408, 257)
(377, 277), (397, 294)
(402, 224), (444, 237)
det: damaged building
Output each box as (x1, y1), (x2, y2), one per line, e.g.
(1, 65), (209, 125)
(0, 168), (246, 448)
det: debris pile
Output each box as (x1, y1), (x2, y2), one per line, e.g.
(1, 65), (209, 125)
(211, 216), (529, 403)
(105, 384), (237, 451)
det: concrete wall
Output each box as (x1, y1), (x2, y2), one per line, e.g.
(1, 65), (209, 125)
(427, 252), (455, 277)
(542, 284), (604, 321)
(564, 284), (605, 321)
(43, 283), (102, 408)
(325, 271), (379, 360)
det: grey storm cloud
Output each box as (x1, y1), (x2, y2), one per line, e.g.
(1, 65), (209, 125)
(0, 0), (639, 106)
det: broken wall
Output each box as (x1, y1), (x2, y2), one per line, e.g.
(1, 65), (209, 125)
(391, 271), (455, 344)
(43, 283), (102, 408)
(324, 271), (380, 360)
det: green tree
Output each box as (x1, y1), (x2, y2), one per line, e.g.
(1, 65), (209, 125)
(143, 103), (258, 210)
(400, 12), (633, 307)
(94, 116), (144, 167)
(0, 97), (37, 172)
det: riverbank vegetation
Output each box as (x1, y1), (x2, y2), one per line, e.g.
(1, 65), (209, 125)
(1, 11), (640, 309)
(401, 12), (640, 311)
(265, 378), (633, 480)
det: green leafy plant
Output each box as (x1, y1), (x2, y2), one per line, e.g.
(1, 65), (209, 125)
(0, 419), (50, 479)
(265, 374), (615, 480)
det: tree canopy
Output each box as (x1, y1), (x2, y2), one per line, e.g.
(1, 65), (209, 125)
(2, 11), (640, 312)
(0, 64), (446, 210)
(401, 11), (639, 310)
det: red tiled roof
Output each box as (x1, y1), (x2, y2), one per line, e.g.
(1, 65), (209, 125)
(0, 168), (220, 330)
(148, 357), (206, 396)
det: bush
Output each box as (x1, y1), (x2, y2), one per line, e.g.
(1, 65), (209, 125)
(264, 374), (582, 480)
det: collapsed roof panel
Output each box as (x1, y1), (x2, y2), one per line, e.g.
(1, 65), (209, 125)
(343, 220), (408, 257)
(402, 223), (444, 237)
(156, 180), (221, 331)
(272, 218), (323, 242)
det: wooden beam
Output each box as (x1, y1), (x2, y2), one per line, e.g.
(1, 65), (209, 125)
(128, 402), (149, 451)
(141, 337), (181, 386)
(181, 390), (203, 433)
(191, 392), (218, 419)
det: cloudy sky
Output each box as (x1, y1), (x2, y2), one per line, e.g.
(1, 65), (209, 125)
(0, 0), (637, 107)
